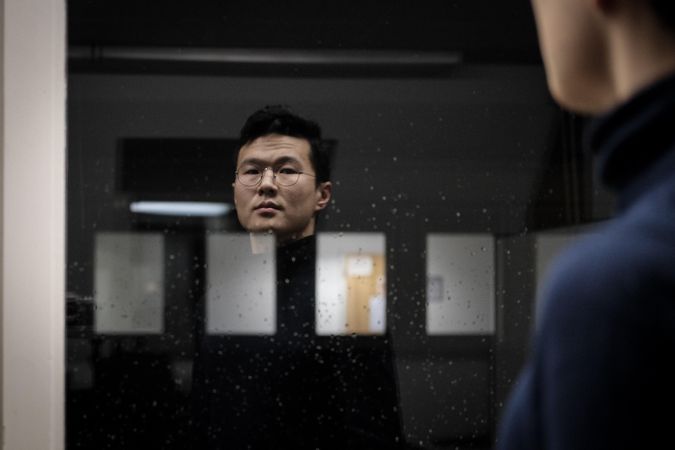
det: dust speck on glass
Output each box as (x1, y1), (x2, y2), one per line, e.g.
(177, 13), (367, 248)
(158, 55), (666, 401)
(66, 1), (613, 449)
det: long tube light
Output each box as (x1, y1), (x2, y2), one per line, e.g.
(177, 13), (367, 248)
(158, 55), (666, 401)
(130, 201), (233, 217)
(69, 46), (462, 67)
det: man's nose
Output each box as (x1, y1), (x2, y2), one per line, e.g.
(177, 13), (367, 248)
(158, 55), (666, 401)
(257, 167), (278, 193)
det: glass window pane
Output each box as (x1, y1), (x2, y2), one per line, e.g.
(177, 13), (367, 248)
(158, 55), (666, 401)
(66, 3), (608, 449)
(205, 232), (276, 335)
(426, 233), (495, 335)
(316, 232), (387, 335)
(94, 232), (164, 334)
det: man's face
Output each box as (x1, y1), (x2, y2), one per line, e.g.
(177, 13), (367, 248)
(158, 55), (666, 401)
(233, 134), (331, 244)
(530, 0), (614, 113)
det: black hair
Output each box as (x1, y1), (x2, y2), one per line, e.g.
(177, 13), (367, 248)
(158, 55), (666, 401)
(651, 0), (675, 31)
(237, 105), (331, 184)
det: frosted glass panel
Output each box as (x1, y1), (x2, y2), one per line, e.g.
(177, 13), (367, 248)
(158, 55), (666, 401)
(206, 233), (276, 335)
(94, 232), (164, 334)
(316, 232), (386, 335)
(426, 234), (495, 335)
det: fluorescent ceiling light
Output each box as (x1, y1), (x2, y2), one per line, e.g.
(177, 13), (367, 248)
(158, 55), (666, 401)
(130, 201), (233, 217)
(69, 46), (462, 67)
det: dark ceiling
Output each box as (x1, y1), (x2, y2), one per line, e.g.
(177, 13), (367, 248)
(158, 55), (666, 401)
(68, 0), (542, 65)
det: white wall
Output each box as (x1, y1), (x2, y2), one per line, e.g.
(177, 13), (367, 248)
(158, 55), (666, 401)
(206, 233), (277, 334)
(1, 0), (5, 435)
(1, 0), (65, 448)
(426, 233), (495, 334)
(94, 232), (165, 334)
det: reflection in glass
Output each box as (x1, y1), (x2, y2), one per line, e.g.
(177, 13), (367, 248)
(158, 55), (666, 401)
(94, 232), (164, 334)
(316, 232), (386, 335)
(426, 234), (495, 335)
(205, 232), (276, 334)
(66, 10), (602, 445)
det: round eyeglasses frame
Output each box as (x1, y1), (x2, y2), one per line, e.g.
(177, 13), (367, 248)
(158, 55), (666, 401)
(235, 166), (317, 187)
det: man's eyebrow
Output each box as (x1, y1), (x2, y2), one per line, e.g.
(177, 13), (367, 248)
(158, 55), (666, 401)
(274, 156), (302, 165)
(238, 156), (302, 166)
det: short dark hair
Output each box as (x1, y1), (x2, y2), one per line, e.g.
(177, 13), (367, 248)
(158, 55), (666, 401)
(237, 105), (331, 184)
(651, 0), (675, 31)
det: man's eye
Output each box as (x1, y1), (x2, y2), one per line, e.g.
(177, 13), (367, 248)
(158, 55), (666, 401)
(278, 167), (299, 175)
(243, 168), (261, 175)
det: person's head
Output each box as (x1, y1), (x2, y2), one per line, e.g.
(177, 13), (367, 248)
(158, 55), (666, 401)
(233, 105), (332, 244)
(530, 0), (675, 114)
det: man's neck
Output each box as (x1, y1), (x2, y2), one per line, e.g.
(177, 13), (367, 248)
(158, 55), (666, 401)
(607, 4), (675, 106)
(248, 229), (316, 253)
(275, 223), (316, 247)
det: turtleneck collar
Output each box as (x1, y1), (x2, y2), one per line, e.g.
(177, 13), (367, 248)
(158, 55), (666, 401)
(587, 71), (675, 210)
(276, 234), (315, 262)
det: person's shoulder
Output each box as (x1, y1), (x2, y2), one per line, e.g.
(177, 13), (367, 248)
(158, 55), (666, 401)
(537, 206), (675, 330)
(612, 179), (675, 282)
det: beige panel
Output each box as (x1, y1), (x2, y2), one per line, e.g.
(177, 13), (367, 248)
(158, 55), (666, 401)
(345, 254), (385, 334)
(2, 0), (66, 449)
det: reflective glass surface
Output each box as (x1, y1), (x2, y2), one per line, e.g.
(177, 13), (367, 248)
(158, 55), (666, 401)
(66, 2), (613, 448)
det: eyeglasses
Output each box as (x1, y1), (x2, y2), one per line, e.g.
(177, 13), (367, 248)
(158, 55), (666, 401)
(235, 166), (316, 187)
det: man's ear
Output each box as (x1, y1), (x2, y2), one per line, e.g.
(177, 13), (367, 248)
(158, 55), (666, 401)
(315, 181), (332, 212)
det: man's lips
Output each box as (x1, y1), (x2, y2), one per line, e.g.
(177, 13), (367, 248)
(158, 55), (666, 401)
(254, 202), (282, 214)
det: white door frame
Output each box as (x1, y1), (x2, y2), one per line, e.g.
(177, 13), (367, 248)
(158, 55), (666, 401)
(1, 0), (66, 448)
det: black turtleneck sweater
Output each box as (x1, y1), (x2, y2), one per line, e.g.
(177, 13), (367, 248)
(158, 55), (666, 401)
(192, 235), (405, 449)
(496, 73), (675, 450)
